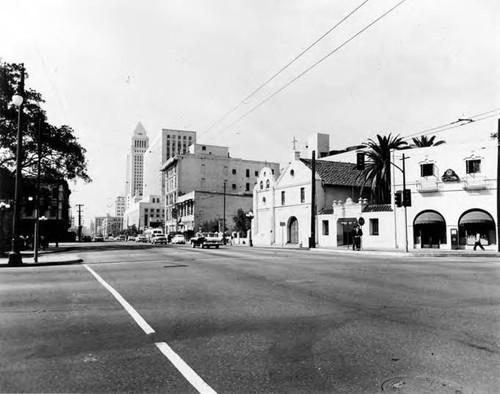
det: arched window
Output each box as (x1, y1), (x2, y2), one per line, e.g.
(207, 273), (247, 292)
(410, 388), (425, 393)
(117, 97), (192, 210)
(259, 181), (263, 190)
(266, 179), (270, 189)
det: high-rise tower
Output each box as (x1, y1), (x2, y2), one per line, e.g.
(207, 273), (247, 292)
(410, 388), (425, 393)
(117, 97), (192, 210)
(125, 122), (149, 208)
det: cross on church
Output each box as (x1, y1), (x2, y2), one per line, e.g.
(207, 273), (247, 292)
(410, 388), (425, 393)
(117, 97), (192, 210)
(292, 136), (298, 150)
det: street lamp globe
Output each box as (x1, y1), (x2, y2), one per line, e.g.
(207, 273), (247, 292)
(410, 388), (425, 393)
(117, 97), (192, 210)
(11, 93), (23, 107)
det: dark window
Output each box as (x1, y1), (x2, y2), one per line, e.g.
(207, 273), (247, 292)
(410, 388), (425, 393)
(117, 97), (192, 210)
(246, 183), (250, 191)
(255, 171), (259, 176)
(420, 163), (434, 177)
(246, 169), (250, 177)
(232, 184), (237, 190)
(281, 191), (285, 205)
(370, 219), (379, 235)
(466, 159), (481, 174)
(300, 187), (305, 203)
(232, 169), (236, 175)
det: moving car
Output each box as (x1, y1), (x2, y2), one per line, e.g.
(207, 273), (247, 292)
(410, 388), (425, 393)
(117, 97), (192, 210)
(190, 232), (223, 249)
(171, 234), (186, 244)
(151, 234), (168, 245)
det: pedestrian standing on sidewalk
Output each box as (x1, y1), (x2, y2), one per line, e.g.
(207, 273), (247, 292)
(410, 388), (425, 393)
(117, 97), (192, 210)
(355, 226), (363, 251)
(473, 232), (485, 251)
(351, 225), (357, 250)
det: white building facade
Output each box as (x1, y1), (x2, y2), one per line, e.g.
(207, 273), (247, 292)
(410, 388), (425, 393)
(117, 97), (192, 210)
(125, 122), (149, 208)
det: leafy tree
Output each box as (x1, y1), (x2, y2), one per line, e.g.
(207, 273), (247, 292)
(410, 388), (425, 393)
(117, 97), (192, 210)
(0, 61), (91, 182)
(232, 208), (250, 236)
(357, 133), (408, 204)
(200, 219), (220, 232)
(411, 135), (445, 148)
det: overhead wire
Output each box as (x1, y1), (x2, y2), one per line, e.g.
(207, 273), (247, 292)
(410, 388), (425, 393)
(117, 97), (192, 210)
(210, 0), (409, 141)
(200, 0), (372, 138)
(402, 107), (500, 141)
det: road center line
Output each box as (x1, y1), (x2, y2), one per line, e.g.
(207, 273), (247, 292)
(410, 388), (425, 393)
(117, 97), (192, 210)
(83, 264), (218, 394)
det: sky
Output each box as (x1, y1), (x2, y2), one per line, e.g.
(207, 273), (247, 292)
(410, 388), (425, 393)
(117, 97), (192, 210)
(1, 0), (499, 227)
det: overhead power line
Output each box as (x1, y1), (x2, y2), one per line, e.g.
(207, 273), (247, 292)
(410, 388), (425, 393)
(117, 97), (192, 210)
(211, 0), (409, 140)
(402, 107), (500, 141)
(200, 0), (372, 138)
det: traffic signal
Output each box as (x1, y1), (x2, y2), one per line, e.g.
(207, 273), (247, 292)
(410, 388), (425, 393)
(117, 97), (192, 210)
(356, 152), (365, 170)
(403, 188), (412, 207)
(394, 190), (402, 207)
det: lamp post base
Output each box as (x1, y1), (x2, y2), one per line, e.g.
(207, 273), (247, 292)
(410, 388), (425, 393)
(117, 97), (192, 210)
(8, 251), (23, 266)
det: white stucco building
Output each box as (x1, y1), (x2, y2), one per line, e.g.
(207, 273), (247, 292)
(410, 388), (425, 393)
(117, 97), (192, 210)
(252, 149), (367, 247)
(392, 138), (497, 250)
(255, 133), (498, 252)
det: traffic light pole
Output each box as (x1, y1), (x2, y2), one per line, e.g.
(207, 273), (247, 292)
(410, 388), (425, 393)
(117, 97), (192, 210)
(390, 153), (409, 253)
(402, 153), (408, 253)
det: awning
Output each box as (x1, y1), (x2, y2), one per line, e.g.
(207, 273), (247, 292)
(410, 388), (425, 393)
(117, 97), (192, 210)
(460, 210), (494, 224)
(414, 211), (445, 225)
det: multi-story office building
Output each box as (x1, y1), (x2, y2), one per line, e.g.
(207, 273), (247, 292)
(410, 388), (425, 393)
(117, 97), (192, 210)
(143, 128), (196, 199)
(114, 195), (125, 217)
(125, 122), (149, 208)
(162, 143), (280, 234)
(123, 128), (196, 231)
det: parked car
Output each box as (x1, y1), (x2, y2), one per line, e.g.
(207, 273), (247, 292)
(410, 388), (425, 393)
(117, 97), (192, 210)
(82, 235), (92, 242)
(171, 234), (186, 244)
(135, 234), (147, 243)
(116, 235), (127, 241)
(151, 235), (168, 245)
(93, 235), (104, 242)
(127, 235), (137, 242)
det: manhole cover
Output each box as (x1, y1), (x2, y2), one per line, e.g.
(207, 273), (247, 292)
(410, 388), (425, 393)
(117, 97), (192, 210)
(381, 376), (465, 393)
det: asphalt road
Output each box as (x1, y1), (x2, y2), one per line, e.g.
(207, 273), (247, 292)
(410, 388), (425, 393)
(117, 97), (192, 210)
(1, 243), (499, 393)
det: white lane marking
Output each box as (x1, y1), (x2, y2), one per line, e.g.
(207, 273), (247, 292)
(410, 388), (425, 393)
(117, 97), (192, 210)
(155, 342), (217, 394)
(83, 264), (155, 335)
(83, 264), (218, 394)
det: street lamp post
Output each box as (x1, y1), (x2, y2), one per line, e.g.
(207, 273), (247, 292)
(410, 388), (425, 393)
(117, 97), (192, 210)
(8, 64), (25, 266)
(246, 211), (254, 247)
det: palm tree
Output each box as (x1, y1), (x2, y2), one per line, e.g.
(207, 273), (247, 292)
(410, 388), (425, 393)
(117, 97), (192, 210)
(358, 133), (408, 204)
(411, 135), (445, 147)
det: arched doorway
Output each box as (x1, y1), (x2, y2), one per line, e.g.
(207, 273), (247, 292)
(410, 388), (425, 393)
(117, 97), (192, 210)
(458, 209), (496, 247)
(288, 216), (299, 244)
(413, 210), (446, 248)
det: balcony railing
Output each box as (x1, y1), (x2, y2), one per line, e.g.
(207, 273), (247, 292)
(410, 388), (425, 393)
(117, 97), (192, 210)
(462, 175), (488, 190)
(416, 177), (439, 193)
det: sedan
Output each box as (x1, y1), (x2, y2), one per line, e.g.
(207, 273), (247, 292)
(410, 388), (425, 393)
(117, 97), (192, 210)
(171, 234), (186, 244)
(135, 235), (147, 243)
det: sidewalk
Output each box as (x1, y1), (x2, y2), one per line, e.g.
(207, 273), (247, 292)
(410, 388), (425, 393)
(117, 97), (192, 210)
(313, 246), (500, 258)
(0, 248), (82, 268)
(233, 242), (500, 258)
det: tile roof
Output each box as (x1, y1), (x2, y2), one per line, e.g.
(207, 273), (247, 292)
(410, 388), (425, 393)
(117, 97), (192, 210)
(363, 204), (393, 212)
(300, 159), (365, 187)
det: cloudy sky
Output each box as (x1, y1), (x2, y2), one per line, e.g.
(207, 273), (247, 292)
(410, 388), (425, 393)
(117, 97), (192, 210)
(1, 0), (498, 225)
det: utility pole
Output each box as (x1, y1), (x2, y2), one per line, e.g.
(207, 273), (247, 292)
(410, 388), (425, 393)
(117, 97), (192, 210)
(76, 204), (84, 242)
(309, 150), (316, 248)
